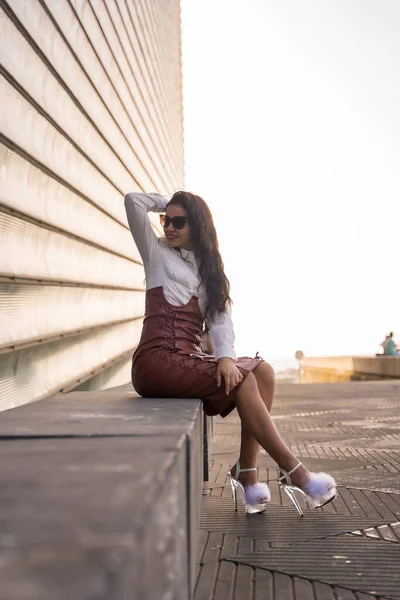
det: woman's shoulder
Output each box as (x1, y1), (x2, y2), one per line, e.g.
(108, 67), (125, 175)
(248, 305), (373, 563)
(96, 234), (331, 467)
(157, 237), (182, 258)
(158, 237), (169, 249)
(157, 237), (176, 258)
(156, 237), (181, 263)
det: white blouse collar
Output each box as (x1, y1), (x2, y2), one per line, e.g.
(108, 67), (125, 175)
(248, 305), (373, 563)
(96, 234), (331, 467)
(159, 237), (196, 263)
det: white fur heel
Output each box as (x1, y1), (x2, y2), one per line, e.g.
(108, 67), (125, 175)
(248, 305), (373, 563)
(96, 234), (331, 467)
(228, 461), (271, 514)
(279, 462), (337, 517)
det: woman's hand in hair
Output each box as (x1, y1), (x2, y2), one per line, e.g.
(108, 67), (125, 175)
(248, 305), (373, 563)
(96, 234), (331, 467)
(216, 358), (244, 395)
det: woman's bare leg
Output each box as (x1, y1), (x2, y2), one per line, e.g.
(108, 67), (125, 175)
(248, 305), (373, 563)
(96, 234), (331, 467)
(237, 363), (275, 487)
(236, 371), (310, 488)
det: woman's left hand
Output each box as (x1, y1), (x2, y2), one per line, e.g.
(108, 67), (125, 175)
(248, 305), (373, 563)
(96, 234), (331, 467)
(216, 357), (244, 395)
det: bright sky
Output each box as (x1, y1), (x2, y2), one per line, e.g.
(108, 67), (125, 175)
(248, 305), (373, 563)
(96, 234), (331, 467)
(181, 0), (400, 365)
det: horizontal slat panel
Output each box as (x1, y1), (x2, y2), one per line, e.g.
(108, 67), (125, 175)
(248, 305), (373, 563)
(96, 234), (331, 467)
(112, 0), (183, 176)
(141, 0), (181, 118)
(125, 0), (179, 156)
(101, 0), (178, 183)
(0, 75), (125, 223)
(0, 283), (144, 349)
(132, 0), (181, 163)
(0, 319), (142, 411)
(71, 355), (132, 392)
(111, 0), (177, 163)
(44, 0), (180, 186)
(163, 0), (184, 95)
(0, 0), (182, 409)
(0, 211), (145, 288)
(110, 0), (182, 176)
(0, 143), (144, 263)
(1, 0), (168, 193)
(69, 0), (176, 187)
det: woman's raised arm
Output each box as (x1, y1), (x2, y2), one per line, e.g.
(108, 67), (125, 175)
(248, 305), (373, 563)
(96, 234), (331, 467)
(124, 192), (169, 265)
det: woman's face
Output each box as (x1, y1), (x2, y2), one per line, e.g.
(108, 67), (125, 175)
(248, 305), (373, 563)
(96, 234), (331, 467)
(163, 204), (193, 250)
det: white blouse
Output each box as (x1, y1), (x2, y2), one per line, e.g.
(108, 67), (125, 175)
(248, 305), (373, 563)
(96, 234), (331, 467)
(124, 192), (237, 361)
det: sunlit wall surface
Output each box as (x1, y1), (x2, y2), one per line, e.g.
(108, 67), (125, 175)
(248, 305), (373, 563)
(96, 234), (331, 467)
(0, 0), (184, 410)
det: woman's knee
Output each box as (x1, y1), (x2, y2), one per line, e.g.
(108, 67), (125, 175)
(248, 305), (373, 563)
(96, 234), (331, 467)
(237, 371), (258, 396)
(254, 362), (276, 390)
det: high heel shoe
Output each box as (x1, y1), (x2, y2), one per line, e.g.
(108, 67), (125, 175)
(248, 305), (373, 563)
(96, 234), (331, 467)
(278, 461), (337, 517)
(227, 461), (271, 514)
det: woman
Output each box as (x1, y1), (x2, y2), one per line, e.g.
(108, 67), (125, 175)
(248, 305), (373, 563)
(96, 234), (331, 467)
(124, 190), (336, 515)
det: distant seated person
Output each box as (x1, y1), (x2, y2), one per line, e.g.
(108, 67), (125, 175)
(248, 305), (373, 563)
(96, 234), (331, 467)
(381, 332), (400, 356)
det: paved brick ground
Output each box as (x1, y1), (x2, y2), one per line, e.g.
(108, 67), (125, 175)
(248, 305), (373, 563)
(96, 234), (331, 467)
(195, 380), (400, 600)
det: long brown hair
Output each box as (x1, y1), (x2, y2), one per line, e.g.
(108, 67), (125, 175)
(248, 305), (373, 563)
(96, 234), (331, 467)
(168, 191), (232, 321)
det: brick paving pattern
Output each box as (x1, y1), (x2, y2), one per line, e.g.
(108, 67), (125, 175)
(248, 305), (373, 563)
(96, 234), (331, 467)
(195, 380), (400, 600)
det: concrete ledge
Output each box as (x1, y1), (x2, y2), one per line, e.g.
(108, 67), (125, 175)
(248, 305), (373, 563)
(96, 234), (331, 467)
(301, 356), (400, 383)
(0, 386), (203, 600)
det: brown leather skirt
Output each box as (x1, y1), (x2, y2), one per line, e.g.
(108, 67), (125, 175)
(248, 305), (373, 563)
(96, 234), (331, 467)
(131, 287), (265, 417)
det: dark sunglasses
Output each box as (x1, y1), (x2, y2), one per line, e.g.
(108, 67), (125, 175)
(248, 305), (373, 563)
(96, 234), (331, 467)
(160, 214), (188, 230)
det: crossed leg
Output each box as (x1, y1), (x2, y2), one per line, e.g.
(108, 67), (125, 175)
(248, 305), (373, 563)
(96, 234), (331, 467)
(235, 365), (310, 490)
(234, 362), (277, 498)
(237, 362), (276, 488)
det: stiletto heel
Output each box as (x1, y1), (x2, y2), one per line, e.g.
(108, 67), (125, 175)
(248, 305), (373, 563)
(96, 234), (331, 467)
(278, 462), (337, 517)
(229, 477), (239, 511)
(227, 461), (271, 514)
(281, 484), (305, 516)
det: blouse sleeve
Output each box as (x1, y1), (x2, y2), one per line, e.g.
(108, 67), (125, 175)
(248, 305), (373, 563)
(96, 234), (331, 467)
(124, 192), (169, 266)
(208, 302), (237, 361)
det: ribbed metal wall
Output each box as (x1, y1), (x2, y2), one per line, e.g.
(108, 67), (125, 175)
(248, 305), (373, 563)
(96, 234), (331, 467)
(0, 0), (184, 411)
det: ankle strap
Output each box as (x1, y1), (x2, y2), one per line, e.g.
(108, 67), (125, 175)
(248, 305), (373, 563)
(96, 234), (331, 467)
(278, 461), (302, 482)
(233, 461), (257, 477)
(286, 461), (302, 476)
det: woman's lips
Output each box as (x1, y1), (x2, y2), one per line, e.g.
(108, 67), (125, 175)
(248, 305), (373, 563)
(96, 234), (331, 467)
(166, 235), (178, 239)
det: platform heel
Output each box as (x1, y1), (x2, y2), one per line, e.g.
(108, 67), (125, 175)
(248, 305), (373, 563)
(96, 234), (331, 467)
(227, 461), (271, 514)
(279, 462), (337, 517)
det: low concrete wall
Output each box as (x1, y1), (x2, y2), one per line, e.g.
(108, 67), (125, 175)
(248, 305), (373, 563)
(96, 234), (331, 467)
(0, 385), (204, 600)
(301, 356), (400, 383)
